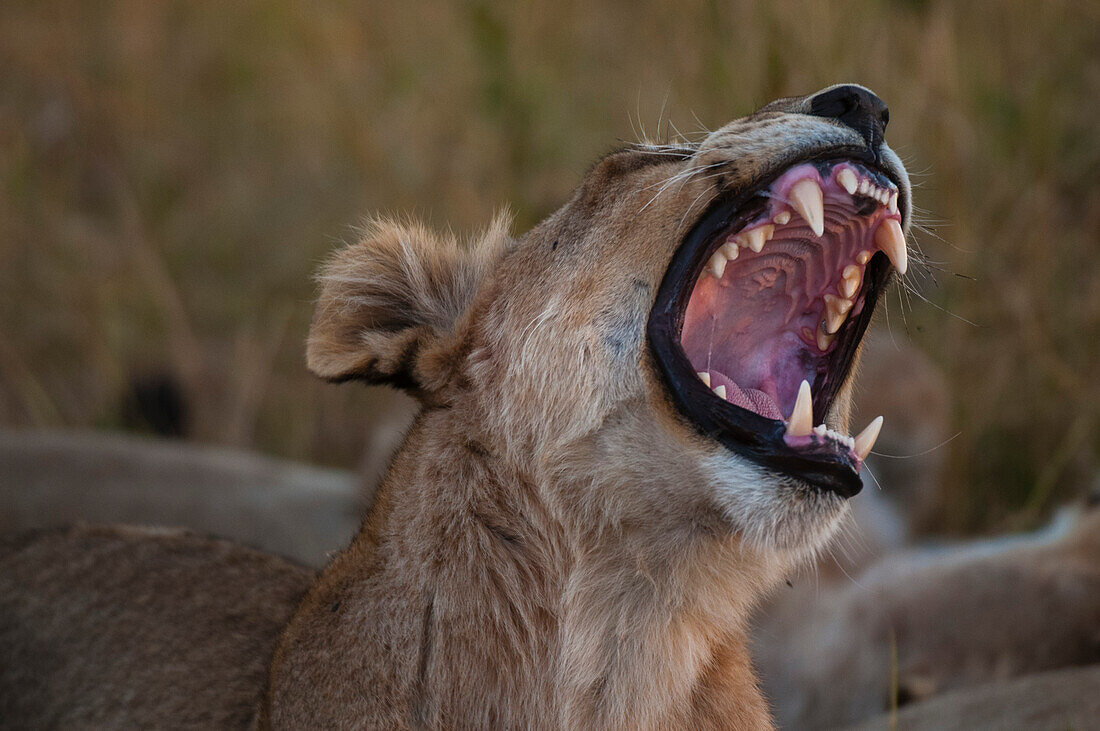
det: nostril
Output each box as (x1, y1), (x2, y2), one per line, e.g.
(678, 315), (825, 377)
(809, 84), (890, 148)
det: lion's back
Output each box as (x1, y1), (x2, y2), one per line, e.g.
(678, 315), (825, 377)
(0, 524), (313, 729)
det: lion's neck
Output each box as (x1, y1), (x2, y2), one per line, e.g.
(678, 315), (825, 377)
(556, 528), (779, 728)
(265, 414), (779, 729)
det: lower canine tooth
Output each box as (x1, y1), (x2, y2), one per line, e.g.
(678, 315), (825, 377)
(697, 371), (711, 387)
(789, 179), (825, 237)
(708, 250), (728, 278)
(837, 168), (858, 195)
(874, 218), (908, 275)
(786, 380), (813, 437)
(854, 416), (884, 461)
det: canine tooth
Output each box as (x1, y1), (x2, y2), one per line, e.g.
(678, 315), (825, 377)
(773, 210), (791, 225)
(786, 380), (813, 437)
(854, 416), (884, 461)
(874, 218), (908, 275)
(697, 371), (711, 387)
(841, 265), (861, 298)
(789, 179), (825, 237)
(816, 327), (835, 351)
(744, 224), (774, 253)
(713, 385), (727, 400)
(720, 242), (740, 261)
(888, 191), (899, 214)
(708, 250), (728, 278)
(837, 168), (858, 195)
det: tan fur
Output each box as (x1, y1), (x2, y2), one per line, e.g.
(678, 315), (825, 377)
(1, 87), (911, 729)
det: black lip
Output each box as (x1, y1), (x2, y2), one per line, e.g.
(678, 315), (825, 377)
(647, 150), (901, 498)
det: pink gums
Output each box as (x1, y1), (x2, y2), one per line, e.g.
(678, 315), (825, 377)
(681, 162), (893, 421)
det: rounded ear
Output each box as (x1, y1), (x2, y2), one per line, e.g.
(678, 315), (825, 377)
(306, 213), (512, 397)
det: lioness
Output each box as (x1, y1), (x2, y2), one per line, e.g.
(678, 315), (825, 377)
(0, 85), (910, 729)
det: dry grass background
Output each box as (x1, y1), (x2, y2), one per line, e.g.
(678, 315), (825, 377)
(1, 0), (1097, 534)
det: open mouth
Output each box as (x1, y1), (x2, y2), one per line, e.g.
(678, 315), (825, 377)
(648, 156), (906, 497)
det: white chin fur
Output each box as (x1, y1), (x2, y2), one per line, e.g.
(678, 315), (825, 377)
(703, 451), (850, 558)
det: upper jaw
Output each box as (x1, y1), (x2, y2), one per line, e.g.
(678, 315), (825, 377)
(647, 147), (908, 497)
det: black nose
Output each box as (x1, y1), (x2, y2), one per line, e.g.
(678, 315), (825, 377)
(808, 85), (889, 149)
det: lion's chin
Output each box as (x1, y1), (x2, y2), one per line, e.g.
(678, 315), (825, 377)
(704, 452), (851, 556)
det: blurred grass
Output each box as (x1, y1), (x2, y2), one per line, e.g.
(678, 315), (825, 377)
(1, 0), (1097, 533)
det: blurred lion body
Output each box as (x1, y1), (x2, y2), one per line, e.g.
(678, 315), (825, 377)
(755, 503), (1100, 728)
(0, 429), (360, 567)
(0, 525), (312, 727)
(847, 664), (1100, 731)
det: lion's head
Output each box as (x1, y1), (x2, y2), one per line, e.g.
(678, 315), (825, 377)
(308, 84), (909, 561)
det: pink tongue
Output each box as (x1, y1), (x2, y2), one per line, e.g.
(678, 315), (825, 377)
(706, 370), (785, 421)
